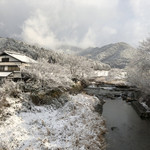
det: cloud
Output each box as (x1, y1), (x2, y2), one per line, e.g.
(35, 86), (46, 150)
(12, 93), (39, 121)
(21, 0), (119, 49)
(128, 0), (150, 43)
(0, 0), (30, 38)
(22, 10), (60, 49)
(0, 0), (150, 49)
(21, 11), (96, 49)
(21, 10), (97, 49)
(79, 28), (96, 48)
(129, 0), (150, 18)
(0, 22), (4, 28)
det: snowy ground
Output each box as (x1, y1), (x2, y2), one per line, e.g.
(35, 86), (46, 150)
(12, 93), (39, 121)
(94, 70), (127, 80)
(92, 69), (127, 85)
(0, 94), (106, 150)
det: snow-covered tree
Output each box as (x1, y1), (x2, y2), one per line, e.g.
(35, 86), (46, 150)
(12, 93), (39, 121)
(22, 59), (73, 89)
(138, 38), (150, 53)
(127, 38), (150, 95)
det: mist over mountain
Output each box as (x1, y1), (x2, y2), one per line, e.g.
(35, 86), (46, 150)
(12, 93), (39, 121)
(78, 42), (137, 68)
(56, 45), (83, 55)
(0, 37), (44, 59)
(0, 37), (64, 61)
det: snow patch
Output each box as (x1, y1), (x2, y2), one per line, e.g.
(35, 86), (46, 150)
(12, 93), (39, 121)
(141, 102), (150, 112)
(94, 71), (109, 77)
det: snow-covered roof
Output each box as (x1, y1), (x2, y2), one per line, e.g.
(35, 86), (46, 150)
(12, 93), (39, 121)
(0, 72), (12, 77)
(1, 51), (37, 63)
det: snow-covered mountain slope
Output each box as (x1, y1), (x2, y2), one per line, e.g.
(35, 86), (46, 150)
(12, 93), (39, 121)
(79, 42), (137, 68)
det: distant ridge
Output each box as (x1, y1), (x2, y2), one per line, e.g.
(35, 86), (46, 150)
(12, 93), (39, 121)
(78, 42), (137, 68)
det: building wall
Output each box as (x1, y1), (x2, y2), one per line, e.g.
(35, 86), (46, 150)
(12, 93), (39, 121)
(0, 53), (31, 78)
(0, 62), (22, 66)
(0, 55), (22, 72)
(0, 55), (18, 62)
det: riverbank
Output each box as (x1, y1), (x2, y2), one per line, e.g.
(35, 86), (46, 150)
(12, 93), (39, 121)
(0, 93), (106, 150)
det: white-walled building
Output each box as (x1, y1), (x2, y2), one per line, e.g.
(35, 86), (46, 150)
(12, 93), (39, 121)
(0, 51), (36, 79)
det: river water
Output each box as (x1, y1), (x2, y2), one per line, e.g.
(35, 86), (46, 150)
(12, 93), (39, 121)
(103, 98), (150, 150)
(85, 86), (150, 150)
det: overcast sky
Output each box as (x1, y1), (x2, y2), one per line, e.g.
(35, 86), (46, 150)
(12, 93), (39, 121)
(0, 0), (150, 49)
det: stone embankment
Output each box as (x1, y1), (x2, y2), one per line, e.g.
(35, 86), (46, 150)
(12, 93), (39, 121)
(132, 101), (150, 119)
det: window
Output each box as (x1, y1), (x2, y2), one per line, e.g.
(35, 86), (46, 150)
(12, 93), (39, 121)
(0, 66), (4, 71)
(2, 58), (9, 62)
(8, 66), (20, 71)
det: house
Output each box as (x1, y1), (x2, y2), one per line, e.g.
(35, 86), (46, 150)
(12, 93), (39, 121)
(0, 51), (36, 79)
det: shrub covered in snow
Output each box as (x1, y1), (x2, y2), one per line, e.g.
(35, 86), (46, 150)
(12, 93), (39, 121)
(0, 80), (23, 111)
(0, 80), (22, 98)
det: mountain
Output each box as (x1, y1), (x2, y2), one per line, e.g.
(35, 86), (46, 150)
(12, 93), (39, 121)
(0, 38), (137, 69)
(0, 37), (110, 70)
(78, 42), (137, 68)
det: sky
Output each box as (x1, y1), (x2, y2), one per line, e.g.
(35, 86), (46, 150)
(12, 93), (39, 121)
(0, 0), (150, 49)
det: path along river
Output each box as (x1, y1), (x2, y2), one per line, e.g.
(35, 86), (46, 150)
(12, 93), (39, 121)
(85, 84), (150, 150)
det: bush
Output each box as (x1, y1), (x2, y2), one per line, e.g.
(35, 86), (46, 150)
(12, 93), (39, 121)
(0, 80), (22, 99)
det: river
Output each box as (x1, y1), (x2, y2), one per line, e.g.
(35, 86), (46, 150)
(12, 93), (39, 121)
(85, 85), (150, 150)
